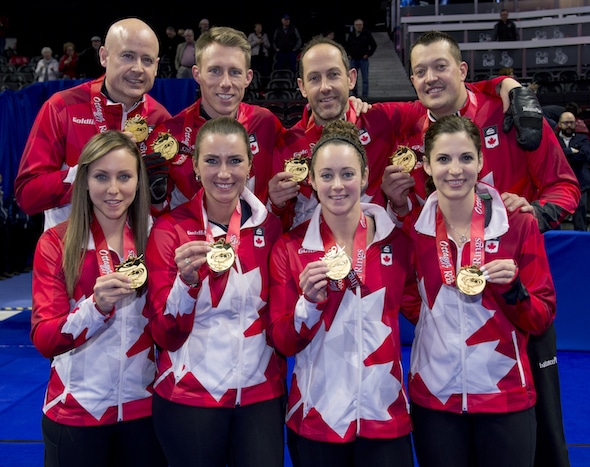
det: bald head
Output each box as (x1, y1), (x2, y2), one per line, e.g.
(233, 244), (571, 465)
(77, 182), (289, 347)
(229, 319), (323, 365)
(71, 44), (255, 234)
(100, 17), (160, 109)
(105, 18), (159, 55)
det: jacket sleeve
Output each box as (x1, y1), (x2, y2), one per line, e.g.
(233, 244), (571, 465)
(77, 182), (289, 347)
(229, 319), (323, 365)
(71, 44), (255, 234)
(31, 229), (113, 358)
(14, 99), (74, 215)
(145, 216), (198, 352)
(529, 124), (581, 232)
(487, 213), (556, 335)
(267, 235), (325, 356)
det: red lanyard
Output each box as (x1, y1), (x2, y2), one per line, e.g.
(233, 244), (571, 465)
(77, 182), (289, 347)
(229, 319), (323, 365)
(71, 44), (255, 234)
(320, 211), (368, 288)
(196, 189), (242, 252)
(90, 217), (136, 276)
(434, 194), (485, 287)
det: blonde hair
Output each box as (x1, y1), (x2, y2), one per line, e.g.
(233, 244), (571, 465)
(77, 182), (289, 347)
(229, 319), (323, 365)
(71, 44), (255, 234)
(63, 131), (151, 297)
(195, 26), (251, 69)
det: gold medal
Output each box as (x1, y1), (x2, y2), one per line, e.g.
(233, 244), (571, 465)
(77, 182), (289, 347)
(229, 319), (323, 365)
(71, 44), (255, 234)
(284, 156), (309, 182)
(116, 254), (148, 289)
(456, 265), (486, 295)
(206, 239), (236, 272)
(150, 132), (180, 161)
(390, 146), (417, 173)
(124, 115), (149, 143)
(322, 245), (352, 280)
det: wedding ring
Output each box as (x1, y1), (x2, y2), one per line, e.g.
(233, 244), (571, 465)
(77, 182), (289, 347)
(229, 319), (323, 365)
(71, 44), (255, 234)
(184, 257), (191, 265)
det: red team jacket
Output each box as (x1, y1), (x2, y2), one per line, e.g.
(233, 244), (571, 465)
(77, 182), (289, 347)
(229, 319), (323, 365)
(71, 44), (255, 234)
(268, 203), (421, 442)
(407, 183), (556, 414)
(31, 222), (157, 426)
(397, 84), (580, 232)
(14, 76), (171, 228)
(273, 103), (409, 229)
(145, 188), (286, 408)
(145, 99), (285, 207)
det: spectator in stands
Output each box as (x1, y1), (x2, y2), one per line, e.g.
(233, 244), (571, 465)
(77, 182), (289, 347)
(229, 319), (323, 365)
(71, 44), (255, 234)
(345, 18), (377, 98)
(14, 17), (171, 231)
(406, 114), (555, 467)
(160, 26), (183, 77)
(381, 30), (577, 467)
(34, 47), (60, 82)
(146, 116), (285, 467)
(556, 111), (590, 231)
(247, 22), (271, 80)
(272, 14), (302, 73)
(77, 35), (105, 78)
(197, 18), (210, 39)
(493, 9), (519, 41)
(322, 29), (335, 41)
(542, 101), (590, 135)
(175, 28), (196, 78)
(30, 130), (167, 467)
(58, 41), (79, 79)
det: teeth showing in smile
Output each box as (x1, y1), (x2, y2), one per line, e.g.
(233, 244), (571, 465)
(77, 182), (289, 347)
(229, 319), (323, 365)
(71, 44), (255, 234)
(216, 183), (233, 189)
(447, 179), (463, 188)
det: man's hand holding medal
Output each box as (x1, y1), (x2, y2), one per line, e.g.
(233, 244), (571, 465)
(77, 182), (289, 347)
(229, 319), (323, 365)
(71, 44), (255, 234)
(268, 156), (310, 209)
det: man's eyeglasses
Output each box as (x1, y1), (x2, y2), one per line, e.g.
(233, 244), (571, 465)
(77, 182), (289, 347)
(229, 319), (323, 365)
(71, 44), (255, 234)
(560, 121), (576, 126)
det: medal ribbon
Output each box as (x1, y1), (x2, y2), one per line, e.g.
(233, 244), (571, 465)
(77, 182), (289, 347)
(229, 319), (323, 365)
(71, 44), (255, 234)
(90, 79), (149, 134)
(90, 216), (137, 276)
(196, 189), (242, 252)
(319, 211), (368, 289)
(434, 194), (485, 287)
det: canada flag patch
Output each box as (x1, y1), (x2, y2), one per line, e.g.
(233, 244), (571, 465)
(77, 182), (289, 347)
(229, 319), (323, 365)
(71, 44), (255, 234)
(485, 238), (500, 253)
(254, 227), (265, 248)
(358, 128), (371, 146)
(249, 134), (260, 154)
(381, 245), (393, 266)
(483, 125), (499, 149)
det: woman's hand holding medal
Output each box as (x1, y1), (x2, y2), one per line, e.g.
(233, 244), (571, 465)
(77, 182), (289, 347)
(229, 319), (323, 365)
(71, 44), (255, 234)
(175, 241), (212, 286)
(480, 259), (519, 285)
(93, 272), (136, 315)
(299, 260), (330, 303)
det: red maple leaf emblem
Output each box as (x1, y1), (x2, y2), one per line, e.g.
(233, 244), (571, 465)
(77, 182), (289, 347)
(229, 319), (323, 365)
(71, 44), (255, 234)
(250, 144), (256, 151)
(487, 242), (498, 252)
(360, 134), (369, 143)
(488, 136), (497, 145)
(255, 237), (263, 244)
(383, 255), (391, 262)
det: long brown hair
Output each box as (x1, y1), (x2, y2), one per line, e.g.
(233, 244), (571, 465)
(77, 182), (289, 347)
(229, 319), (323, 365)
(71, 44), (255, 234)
(62, 131), (150, 297)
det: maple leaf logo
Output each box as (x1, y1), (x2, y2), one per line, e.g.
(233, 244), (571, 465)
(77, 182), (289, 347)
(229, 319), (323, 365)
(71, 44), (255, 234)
(166, 267), (271, 402)
(55, 294), (152, 420)
(485, 239), (499, 253)
(294, 287), (398, 437)
(411, 280), (515, 404)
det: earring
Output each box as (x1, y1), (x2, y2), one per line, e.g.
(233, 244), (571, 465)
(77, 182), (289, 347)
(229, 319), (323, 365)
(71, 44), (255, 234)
(195, 174), (200, 182)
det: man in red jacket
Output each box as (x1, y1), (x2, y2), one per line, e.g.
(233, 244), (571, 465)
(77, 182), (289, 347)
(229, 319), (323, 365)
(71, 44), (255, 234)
(383, 31), (577, 467)
(15, 17), (171, 231)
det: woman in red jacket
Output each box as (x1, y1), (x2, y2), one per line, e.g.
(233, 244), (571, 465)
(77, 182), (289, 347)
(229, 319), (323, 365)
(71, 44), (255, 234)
(268, 119), (420, 467)
(407, 115), (556, 467)
(31, 131), (166, 467)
